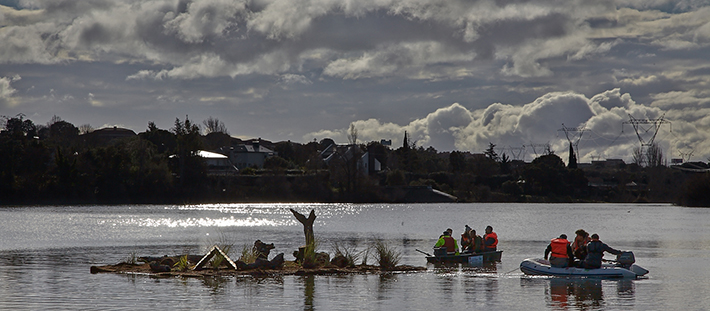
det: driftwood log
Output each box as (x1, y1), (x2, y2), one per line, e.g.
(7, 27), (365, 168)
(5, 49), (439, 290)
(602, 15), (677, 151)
(290, 209), (318, 266)
(290, 208), (316, 247)
(235, 253), (285, 270)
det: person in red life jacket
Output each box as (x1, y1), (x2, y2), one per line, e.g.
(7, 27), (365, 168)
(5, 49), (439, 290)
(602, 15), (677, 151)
(572, 229), (591, 260)
(434, 229), (459, 255)
(461, 225), (473, 253)
(483, 225), (498, 252)
(582, 233), (622, 269)
(545, 234), (574, 268)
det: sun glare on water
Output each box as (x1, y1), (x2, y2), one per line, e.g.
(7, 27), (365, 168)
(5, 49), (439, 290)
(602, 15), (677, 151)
(119, 216), (291, 228)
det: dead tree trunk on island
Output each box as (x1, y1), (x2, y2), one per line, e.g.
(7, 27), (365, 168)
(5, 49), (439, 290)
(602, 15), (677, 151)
(290, 209), (317, 266)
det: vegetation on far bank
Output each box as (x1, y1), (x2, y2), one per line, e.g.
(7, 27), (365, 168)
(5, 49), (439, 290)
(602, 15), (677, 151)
(2, 114), (709, 206)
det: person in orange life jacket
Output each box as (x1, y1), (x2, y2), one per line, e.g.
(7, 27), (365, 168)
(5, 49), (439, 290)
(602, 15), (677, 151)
(582, 233), (622, 269)
(545, 234), (574, 268)
(572, 229), (591, 260)
(434, 229), (459, 255)
(483, 225), (498, 251)
(461, 225), (473, 253)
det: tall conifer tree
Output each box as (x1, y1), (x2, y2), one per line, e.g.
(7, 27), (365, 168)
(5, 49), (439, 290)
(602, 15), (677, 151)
(568, 142), (578, 169)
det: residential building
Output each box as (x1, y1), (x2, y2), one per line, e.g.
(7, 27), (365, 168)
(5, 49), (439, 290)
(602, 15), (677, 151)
(223, 139), (276, 169)
(321, 144), (381, 175)
(197, 150), (238, 175)
(82, 126), (136, 145)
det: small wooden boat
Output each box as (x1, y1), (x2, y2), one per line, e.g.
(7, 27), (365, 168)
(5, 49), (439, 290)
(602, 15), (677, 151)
(420, 249), (503, 265)
(520, 252), (649, 279)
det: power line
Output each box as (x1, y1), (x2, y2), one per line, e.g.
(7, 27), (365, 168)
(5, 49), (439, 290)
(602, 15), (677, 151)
(669, 130), (695, 163)
(526, 142), (552, 157)
(622, 113), (671, 147)
(557, 123), (585, 160)
(622, 113), (672, 166)
(507, 145), (526, 161)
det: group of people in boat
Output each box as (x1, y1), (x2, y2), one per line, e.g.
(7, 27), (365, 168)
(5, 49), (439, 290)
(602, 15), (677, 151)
(434, 225), (498, 255)
(544, 229), (622, 269)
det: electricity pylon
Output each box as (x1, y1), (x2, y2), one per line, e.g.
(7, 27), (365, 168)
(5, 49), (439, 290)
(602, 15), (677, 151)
(623, 113), (671, 166)
(527, 143), (552, 157)
(558, 123), (585, 161)
(623, 113), (671, 147)
(507, 145), (526, 161)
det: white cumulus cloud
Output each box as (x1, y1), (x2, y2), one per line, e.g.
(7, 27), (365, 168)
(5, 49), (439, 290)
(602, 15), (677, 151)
(306, 89), (709, 163)
(0, 75), (19, 108)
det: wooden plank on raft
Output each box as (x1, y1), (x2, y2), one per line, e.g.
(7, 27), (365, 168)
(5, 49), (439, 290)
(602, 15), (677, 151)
(193, 245), (238, 271)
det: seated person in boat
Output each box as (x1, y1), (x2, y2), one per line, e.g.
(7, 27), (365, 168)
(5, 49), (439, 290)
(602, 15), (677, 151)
(461, 225), (473, 253)
(483, 225), (498, 252)
(582, 233), (622, 269)
(461, 226), (485, 254)
(434, 228), (459, 255)
(572, 229), (591, 260)
(470, 229), (484, 253)
(544, 234), (574, 268)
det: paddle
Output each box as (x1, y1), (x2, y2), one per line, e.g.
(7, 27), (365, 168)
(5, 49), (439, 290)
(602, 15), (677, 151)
(415, 249), (432, 257)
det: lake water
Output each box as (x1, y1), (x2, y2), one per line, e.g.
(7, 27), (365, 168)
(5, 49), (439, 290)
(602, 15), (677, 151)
(1, 203), (709, 310)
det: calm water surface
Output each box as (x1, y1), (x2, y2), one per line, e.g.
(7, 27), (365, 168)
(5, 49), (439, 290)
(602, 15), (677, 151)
(0, 203), (708, 310)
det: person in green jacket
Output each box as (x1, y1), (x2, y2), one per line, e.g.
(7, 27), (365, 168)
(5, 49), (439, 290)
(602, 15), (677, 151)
(434, 229), (459, 255)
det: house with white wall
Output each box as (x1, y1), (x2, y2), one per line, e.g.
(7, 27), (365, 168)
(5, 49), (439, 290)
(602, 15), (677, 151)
(224, 140), (275, 169)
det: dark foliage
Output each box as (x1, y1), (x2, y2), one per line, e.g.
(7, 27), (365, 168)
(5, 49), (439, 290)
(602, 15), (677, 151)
(0, 114), (706, 206)
(679, 173), (710, 207)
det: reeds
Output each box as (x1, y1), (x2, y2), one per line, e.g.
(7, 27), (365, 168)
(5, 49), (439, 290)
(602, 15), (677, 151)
(205, 232), (235, 268)
(121, 249), (138, 265)
(210, 244), (233, 268)
(238, 244), (259, 264)
(302, 239), (320, 268)
(330, 241), (363, 267)
(173, 255), (190, 271)
(372, 239), (402, 271)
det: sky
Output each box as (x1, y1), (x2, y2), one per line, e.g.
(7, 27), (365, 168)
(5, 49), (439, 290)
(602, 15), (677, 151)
(1, 0), (710, 163)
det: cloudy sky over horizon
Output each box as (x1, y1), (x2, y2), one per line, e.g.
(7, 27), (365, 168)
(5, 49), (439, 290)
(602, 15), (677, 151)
(2, 0), (710, 163)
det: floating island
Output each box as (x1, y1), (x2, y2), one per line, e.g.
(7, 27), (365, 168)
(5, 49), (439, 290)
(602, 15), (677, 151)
(91, 209), (426, 278)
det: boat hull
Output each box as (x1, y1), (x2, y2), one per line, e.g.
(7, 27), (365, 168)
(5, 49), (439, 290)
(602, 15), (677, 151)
(426, 250), (502, 264)
(520, 258), (648, 279)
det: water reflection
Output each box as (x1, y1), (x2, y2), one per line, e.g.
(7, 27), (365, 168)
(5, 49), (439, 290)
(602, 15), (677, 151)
(375, 272), (399, 304)
(429, 261), (498, 273)
(431, 270), (457, 309)
(378, 273), (398, 290)
(201, 276), (230, 295)
(479, 262), (498, 274)
(235, 275), (286, 306)
(427, 262), (502, 308)
(520, 277), (637, 310)
(616, 279), (634, 297)
(300, 275), (315, 311)
(616, 279), (636, 308)
(548, 278), (603, 310)
(0, 251), (28, 266)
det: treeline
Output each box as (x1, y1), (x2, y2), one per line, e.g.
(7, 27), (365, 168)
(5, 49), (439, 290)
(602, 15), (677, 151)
(1, 114), (709, 206)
